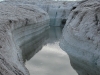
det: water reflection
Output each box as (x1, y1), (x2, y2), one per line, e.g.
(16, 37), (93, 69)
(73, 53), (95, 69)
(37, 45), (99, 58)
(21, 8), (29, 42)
(47, 26), (62, 43)
(21, 29), (49, 62)
(24, 26), (77, 75)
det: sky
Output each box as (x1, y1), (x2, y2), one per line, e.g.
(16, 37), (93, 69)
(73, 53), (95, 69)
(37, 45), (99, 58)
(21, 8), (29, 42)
(0, 0), (3, 1)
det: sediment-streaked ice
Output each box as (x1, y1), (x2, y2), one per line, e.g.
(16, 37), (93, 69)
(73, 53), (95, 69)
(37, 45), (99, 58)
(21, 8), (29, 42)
(60, 0), (100, 75)
(0, 2), (49, 75)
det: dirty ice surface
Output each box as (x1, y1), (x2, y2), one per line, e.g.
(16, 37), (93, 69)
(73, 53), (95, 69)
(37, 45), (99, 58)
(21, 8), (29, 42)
(25, 27), (77, 75)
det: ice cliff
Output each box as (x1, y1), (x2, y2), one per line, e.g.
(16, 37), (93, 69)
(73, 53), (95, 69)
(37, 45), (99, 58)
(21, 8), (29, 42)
(60, 0), (100, 75)
(0, 2), (49, 75)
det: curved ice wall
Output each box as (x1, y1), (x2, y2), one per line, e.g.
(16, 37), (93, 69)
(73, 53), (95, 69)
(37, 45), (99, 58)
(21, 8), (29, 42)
(60, 0), (100, 75)
(0, 2), (49, 75)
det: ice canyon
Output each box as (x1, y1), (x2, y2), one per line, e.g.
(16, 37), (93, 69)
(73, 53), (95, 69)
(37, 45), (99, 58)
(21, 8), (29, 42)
(0, 0), (100, 75)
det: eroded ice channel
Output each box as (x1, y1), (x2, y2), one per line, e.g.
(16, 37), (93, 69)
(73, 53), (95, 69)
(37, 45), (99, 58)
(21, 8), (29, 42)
(24, 27), (77, 75)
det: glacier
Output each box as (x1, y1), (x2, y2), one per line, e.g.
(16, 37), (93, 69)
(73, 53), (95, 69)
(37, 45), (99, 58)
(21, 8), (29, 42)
(1, 0), (100, 75)
(0, 1), (49, 75)
(4, 0), (79, 26)
(60, 0), (100, 75)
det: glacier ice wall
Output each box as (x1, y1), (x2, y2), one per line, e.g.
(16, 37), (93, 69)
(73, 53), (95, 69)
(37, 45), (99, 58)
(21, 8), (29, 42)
(37, 1), (79, 26)
(60, 0), (100, 75)
(0, 2), (49, 75)
(4, 0), (79, 26)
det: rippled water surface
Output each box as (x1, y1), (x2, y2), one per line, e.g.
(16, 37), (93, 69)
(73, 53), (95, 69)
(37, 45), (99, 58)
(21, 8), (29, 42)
(25, 27), (77, 75)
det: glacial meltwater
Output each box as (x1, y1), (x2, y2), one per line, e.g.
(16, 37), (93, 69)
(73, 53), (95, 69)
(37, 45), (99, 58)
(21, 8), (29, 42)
(24, 26), (77, 75)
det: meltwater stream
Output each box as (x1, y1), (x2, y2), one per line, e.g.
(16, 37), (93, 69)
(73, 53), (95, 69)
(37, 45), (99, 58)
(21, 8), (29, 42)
(25, 27), (77, 75)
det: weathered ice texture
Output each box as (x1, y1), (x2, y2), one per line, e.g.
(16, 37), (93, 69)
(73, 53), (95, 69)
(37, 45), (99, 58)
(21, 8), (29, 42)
(4, 0), (79, 26)
(0, 2), (49, 75)
(37, 1), (79, 26)
(60, 0), (100, 75)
